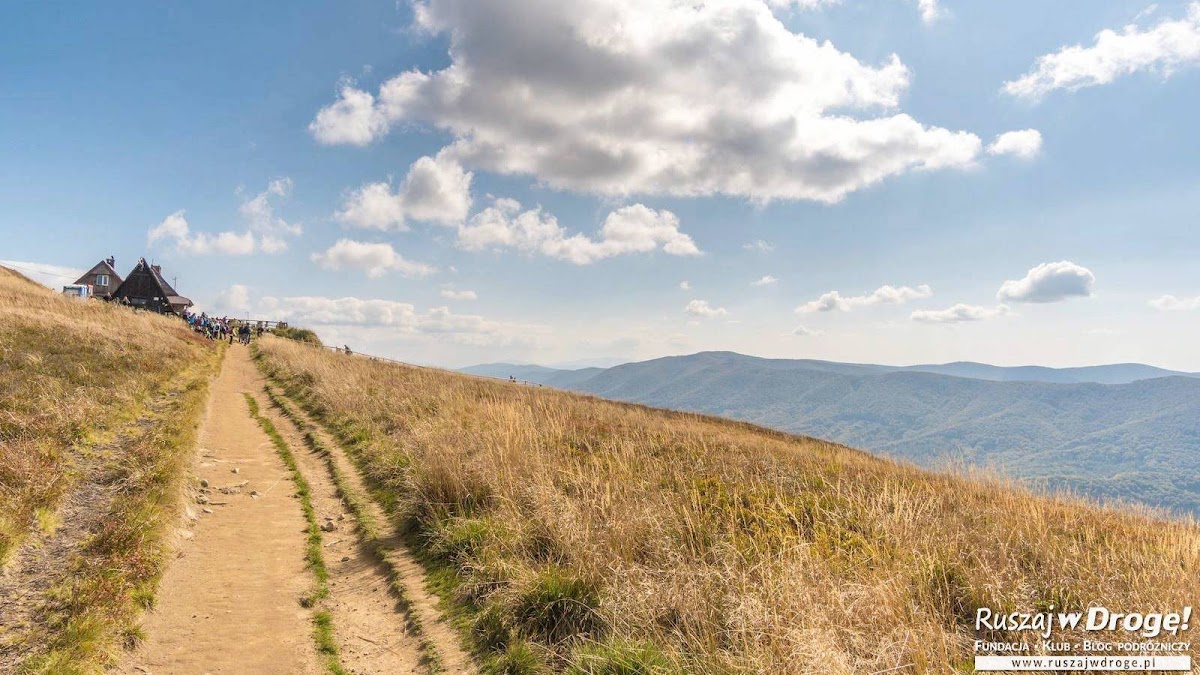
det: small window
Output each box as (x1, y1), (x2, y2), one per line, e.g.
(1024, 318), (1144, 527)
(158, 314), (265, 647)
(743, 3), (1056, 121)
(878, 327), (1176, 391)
(95, 274), (109, 286)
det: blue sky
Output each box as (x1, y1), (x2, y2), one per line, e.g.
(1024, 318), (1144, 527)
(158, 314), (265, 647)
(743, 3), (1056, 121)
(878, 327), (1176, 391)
(3, 0), (1199, 370)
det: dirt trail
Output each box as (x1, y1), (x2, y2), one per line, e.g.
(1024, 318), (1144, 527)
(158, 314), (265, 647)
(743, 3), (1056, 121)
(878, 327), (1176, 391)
(258, 394), (426, 674)
(119, 348), (321, 674)
(266, 387), (477, 675)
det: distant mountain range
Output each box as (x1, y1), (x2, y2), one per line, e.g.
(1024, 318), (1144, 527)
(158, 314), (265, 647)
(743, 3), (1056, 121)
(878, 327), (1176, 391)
(461, 353), (1200, 515)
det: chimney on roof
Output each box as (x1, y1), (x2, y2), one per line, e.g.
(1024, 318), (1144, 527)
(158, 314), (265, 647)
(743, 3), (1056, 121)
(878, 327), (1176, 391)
(152, 264), (162, 274)
(106, 256), (115, 267)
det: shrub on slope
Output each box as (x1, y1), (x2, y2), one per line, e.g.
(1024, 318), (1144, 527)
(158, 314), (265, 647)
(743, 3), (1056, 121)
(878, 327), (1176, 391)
(256, 336), (1200, 673)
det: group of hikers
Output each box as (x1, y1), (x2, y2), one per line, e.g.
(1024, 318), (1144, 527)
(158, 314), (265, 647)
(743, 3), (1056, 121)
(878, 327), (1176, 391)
(183, 311), (265, 345)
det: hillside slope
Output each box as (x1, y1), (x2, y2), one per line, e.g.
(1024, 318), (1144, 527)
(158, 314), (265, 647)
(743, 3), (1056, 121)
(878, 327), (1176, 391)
(485, 352), (1200, 515)
(0, 265), (218, 670)
(260, 337), (1200, 673)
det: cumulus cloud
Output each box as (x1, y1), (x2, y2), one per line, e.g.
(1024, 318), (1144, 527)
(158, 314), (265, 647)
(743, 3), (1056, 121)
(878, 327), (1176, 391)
(457, 199), (700, 264)
(752, 275), (779, 286)
(791, 324), (823, 336)
(917, 0), (943, 24)
(440, 288), (478, 301)
(336, 152), (473, 230)
(987, 129), (1043, 159)
(309, 83), (390, 145)
(311, 0), (983, 203)
(148, 211), (257, 256)
(685, 300), (728, 318)
(796, 283), (932, 313)
(147, 180), (300, 256)
(743, 239), (776, 253)
(1004, 3), (1200, 99)
(911, 303), (1010, 323)
(1149, 294), (1200, 311)
(679, 281), (691, 291)
(213, 284), (252, 313)
(311, 239), (436, 279)
(996, 261), (1095, 303)
(239, 178), (302, 252)
(219, 287), (541, 347)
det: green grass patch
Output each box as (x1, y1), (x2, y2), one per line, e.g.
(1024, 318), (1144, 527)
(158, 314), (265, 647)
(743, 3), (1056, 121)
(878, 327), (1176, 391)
(566, 641), (677, 674)
(272, 326), (323, 346)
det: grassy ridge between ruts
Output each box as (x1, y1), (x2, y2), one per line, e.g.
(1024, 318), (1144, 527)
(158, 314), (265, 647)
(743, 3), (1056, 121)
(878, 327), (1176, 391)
(254, 336), (1200, 674)
(0, 265), (220, 671)
(244, 393), (347, 675)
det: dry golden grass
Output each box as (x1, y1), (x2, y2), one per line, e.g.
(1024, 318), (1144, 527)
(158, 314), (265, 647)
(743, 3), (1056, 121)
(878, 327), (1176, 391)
(256, 336), (1200, 674)
(0, 266), (209, 563)
(0, 266), (218, 671)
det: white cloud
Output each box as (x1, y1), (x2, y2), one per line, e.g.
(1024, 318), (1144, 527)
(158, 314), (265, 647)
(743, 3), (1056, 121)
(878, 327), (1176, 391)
(0, 260), (85, 289)
(147, 210), (190, 245)
(148, 211), (257, 256)
(440, 288), (478, 301)
(311, 0), (983, 203)
(213, 284), (252, 313)
(685, 299), (727, 318)
(337, 152), (473, 230)
(191, 231), (256, 256)
(752, 275), (779, 286)
(911, 303), (1009, 323)
(218, 287), (541, 347)
(987, 129), (1043, 159)
(743, 239), (776, 253)
(917, 0), (942, 24)
(457, 199), (700, 264)
(791, 324), (823, 336)
(679, 281), (691, 291)
(147, 180), (300, 256)
(309, 83), (390, 146)
(240, 178), (302, 250)
(311, 239), (436, 279)
(796, 283), (932, 313)
(1004, 3), (1200, 99)
(1149, 294), (1200, 311)
(996, 261), (1095, 303)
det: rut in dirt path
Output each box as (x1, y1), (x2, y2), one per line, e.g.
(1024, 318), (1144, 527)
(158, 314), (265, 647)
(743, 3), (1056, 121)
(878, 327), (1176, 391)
(258, 390), (428, 674)
(263, 385), (478, 675)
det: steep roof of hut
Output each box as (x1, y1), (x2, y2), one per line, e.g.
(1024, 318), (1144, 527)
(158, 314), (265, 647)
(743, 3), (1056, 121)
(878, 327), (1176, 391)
(74, 257), (122, 286)
(111, 258), (192, 307)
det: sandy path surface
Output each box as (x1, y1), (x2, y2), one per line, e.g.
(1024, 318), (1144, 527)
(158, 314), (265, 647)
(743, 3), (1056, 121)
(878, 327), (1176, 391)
(258, 395), (426, 674)
(119, 348), (321, 675)
(267, 387), (477, 675)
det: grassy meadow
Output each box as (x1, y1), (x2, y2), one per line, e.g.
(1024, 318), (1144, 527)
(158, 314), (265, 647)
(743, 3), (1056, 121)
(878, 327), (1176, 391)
(255, 335), (1200, 674)
(0, 266), (218, 670)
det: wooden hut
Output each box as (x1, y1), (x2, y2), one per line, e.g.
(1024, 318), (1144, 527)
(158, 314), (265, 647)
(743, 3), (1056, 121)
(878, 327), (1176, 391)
(73, 257), (123, 299)
(109, 258), (192, 315)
